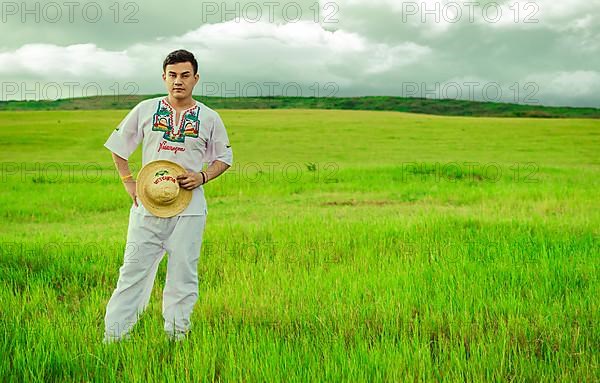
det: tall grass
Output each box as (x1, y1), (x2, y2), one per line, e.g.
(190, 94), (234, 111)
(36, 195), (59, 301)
(0, 109), (598, 381)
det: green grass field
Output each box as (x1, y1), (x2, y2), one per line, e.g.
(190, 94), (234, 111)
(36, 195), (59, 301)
(0, 109), (598, 381)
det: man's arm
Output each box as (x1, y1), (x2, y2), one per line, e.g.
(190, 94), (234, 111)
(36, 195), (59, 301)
(204, 160), (230, 182)
(177, 160), (230, 190)
(112, 152), (138, 206)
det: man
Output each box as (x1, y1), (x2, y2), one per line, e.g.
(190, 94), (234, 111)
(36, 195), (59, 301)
(103, 49), (233, 342)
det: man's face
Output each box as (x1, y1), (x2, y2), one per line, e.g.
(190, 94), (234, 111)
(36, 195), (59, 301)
(162, 62), (199, 101)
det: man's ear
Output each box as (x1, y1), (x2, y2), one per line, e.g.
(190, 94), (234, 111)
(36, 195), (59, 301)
(162, 72), (166, 81)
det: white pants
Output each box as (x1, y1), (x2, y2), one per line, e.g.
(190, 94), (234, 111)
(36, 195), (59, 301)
(104, 210), (207, 341)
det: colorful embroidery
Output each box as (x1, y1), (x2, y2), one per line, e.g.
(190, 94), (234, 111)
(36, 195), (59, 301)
(152, 104), (172, 133)
(151, 99), (201, 143)
(183, 110), (200, 138)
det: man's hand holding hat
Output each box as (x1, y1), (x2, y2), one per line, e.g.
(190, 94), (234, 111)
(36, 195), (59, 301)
(177, 171), (207, 190)
(136, 160), (193, 217)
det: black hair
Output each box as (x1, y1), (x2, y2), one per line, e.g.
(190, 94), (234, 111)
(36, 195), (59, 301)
(162, 49), (198, 75)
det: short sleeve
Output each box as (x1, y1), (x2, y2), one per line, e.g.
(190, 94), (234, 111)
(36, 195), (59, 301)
(204, 113), (233, 167)
(104, 103), (143, 160)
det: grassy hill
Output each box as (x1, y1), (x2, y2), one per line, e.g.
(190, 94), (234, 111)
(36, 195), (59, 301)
(1, 94), (599, 118)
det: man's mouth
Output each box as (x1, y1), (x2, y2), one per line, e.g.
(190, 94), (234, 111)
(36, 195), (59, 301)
(174, 88), (184, 91)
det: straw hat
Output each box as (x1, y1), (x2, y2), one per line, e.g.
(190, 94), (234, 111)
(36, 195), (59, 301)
(136, 160), (192, 217)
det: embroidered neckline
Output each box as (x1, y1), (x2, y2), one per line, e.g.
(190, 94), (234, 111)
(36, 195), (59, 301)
(161, 97), (198, 127)
(153, 98), (201, 142)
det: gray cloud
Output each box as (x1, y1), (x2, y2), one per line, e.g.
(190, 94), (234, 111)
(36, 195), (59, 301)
(0, 0), (598, 106)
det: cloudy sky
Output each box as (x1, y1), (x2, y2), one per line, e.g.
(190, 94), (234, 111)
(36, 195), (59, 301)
(1, 0), (599, 106)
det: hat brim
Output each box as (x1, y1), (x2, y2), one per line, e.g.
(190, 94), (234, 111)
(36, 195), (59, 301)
(136, 160), (193, 218)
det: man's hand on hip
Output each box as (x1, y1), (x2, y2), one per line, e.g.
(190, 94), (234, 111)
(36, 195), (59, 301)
(123, 181), (138, 207)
